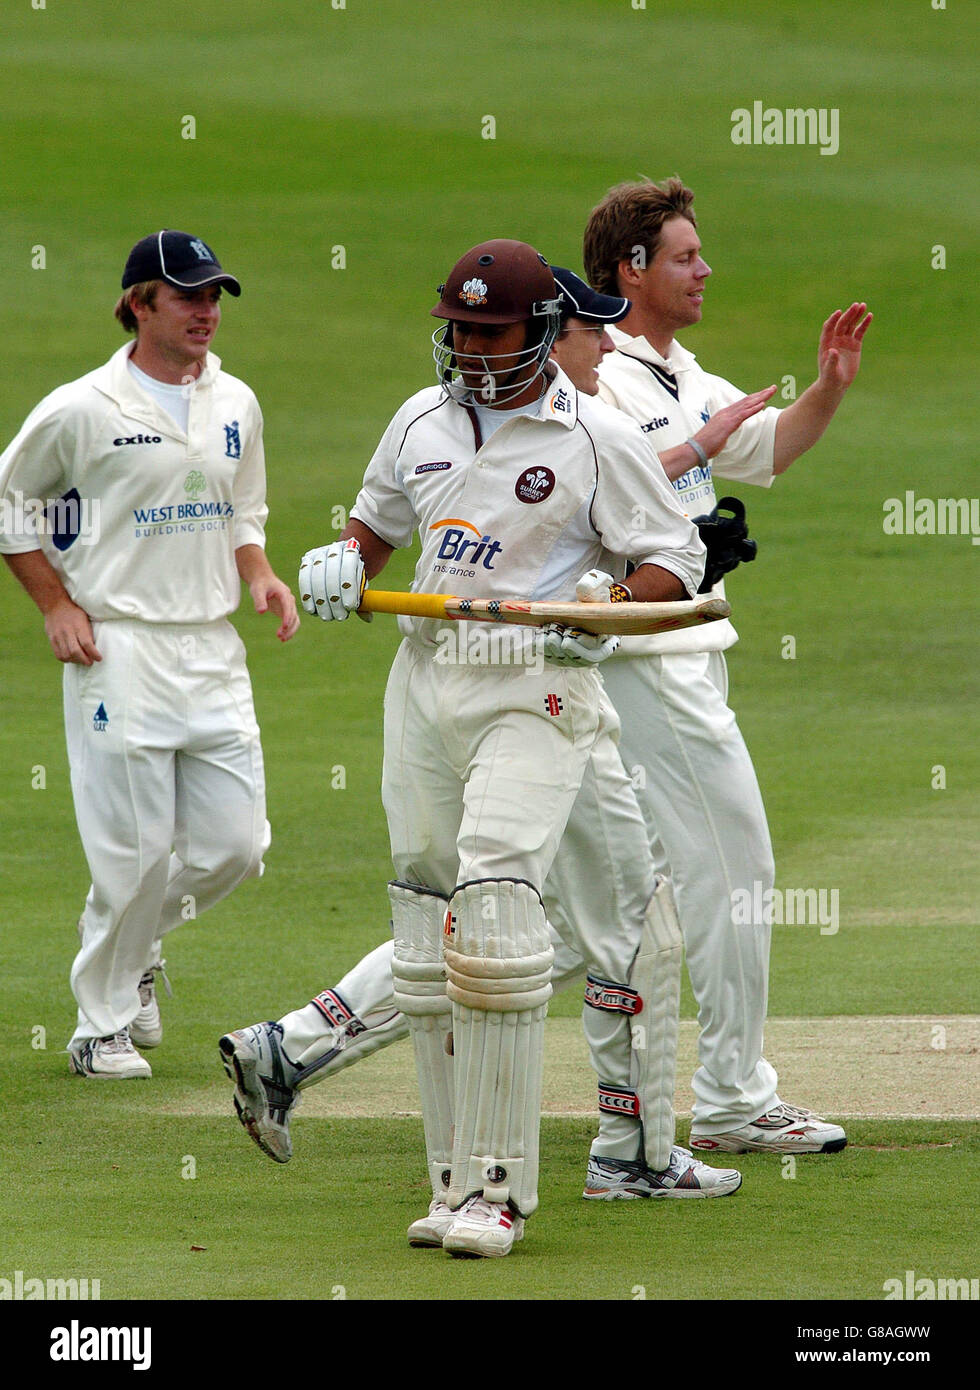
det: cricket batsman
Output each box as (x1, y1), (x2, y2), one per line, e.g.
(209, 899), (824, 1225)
(218, 267), (749, 1224)
(290, 240), (706, 1256)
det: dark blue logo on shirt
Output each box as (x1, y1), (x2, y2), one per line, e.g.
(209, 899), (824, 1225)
(44, 488), (83, 552)
(224, 421), (241, 459)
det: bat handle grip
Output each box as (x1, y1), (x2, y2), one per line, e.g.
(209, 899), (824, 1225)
(359, 590), (454, 620)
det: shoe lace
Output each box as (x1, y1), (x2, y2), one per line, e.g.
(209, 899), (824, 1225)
(772, 1103), (813, 1122)
(461, 1195), (503, 1220)
(660, 1146), (697, 1180)
(102, 1031), (136, 1055)
(139, 959), (173, 998)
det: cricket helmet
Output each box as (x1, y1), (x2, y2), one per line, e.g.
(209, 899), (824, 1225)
(431, 239), (562, 403)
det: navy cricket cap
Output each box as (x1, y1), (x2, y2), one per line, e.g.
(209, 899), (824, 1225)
(121, 230), (242, 295)
(552, 266), (628, 325)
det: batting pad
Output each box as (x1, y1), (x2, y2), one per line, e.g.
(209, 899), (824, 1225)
(389, 881), (454, 1198)
(630, 876), (683, 1171)
(444, 878), (553, 1218)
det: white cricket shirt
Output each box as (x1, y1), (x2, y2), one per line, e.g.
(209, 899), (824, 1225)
(0, 342), (268, 623)
(351, 364), (705, 654)
(597, 326), (778, 655)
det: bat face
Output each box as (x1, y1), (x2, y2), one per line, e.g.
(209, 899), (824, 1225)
(445, 596), (730, 635)
(360, 590), (730, 636)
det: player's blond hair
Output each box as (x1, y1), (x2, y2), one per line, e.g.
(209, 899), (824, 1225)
(583, 177), (696, 295)
(114, 280), (160, 333)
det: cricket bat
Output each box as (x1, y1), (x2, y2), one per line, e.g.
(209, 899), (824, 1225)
(358, 590), (730, 636)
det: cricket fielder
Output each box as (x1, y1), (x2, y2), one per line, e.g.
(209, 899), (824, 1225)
(287, 241), (708, 1257)
(0, 231), (298, 1079)
(584, 177), (870, 1151)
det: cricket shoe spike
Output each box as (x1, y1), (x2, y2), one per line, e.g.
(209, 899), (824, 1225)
(442, 1196), (525, 1259)
(407, 1199), (456, 1249)
(130, 960), (172, 1049)
(218, 1021), (301, 1163)
(68, 1030), (152, 1080)
(583, 1147), (742, 1199)
(690, 1102), (846, 1154)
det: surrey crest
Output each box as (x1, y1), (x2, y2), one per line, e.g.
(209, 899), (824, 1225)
(459, 278), (488, 307)
(515, 466), (556, 504)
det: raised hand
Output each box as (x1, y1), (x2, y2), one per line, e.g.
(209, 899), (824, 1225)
(817, 302), (873, 392)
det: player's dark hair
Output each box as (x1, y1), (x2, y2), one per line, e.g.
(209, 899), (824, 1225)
(583, 177), (696, 296)
(114, 280), (160, 333)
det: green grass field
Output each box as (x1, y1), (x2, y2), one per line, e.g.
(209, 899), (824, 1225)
(0, 0), (977, 1320)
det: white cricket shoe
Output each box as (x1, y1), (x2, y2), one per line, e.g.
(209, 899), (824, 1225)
(583, 1147), (742, 1199)
(690, 1102), (847, 1154)
(218, 1021), (300, 1164)
(407, 1199), (456, 1248)
(442, 1196), (525, 1258)
(69, 1030), (152, 1080)
(130, 960), (171, 1049)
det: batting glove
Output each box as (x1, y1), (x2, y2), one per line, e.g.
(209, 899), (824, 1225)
(541, 624), (621, 667)
(575, 569), (615, 602)
(299, 538), (367, 621)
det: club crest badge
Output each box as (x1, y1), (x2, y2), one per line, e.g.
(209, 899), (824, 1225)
(459, 278), (488, 307)
(515, 466), (556, 504)
(223, 421), (241, 459)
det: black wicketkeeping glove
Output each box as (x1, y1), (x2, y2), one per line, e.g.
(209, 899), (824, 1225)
(692, 495), (758, 594)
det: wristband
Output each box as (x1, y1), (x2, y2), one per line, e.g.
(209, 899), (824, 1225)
(686, 437), (709, 469)
(609, 583), (632, 603)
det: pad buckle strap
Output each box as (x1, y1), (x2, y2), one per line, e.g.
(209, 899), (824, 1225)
(598, 1084), (641, 1118)
(310, 989), (367, 1039)
(585, 973), (642, 1016)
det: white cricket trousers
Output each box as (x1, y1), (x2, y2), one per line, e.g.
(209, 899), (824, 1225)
(602, 649), (778, 1132)
(64, 619), (268, 1045)
(382, 638), (603, 1214)
(382, 639), (602, 891)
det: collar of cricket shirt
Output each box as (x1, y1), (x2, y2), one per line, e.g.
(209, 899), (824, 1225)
(90, 342), (221, 439)
(110, 341), (220, 406)
(536, 363), (579, 428)
(606, 324), (698, 376)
